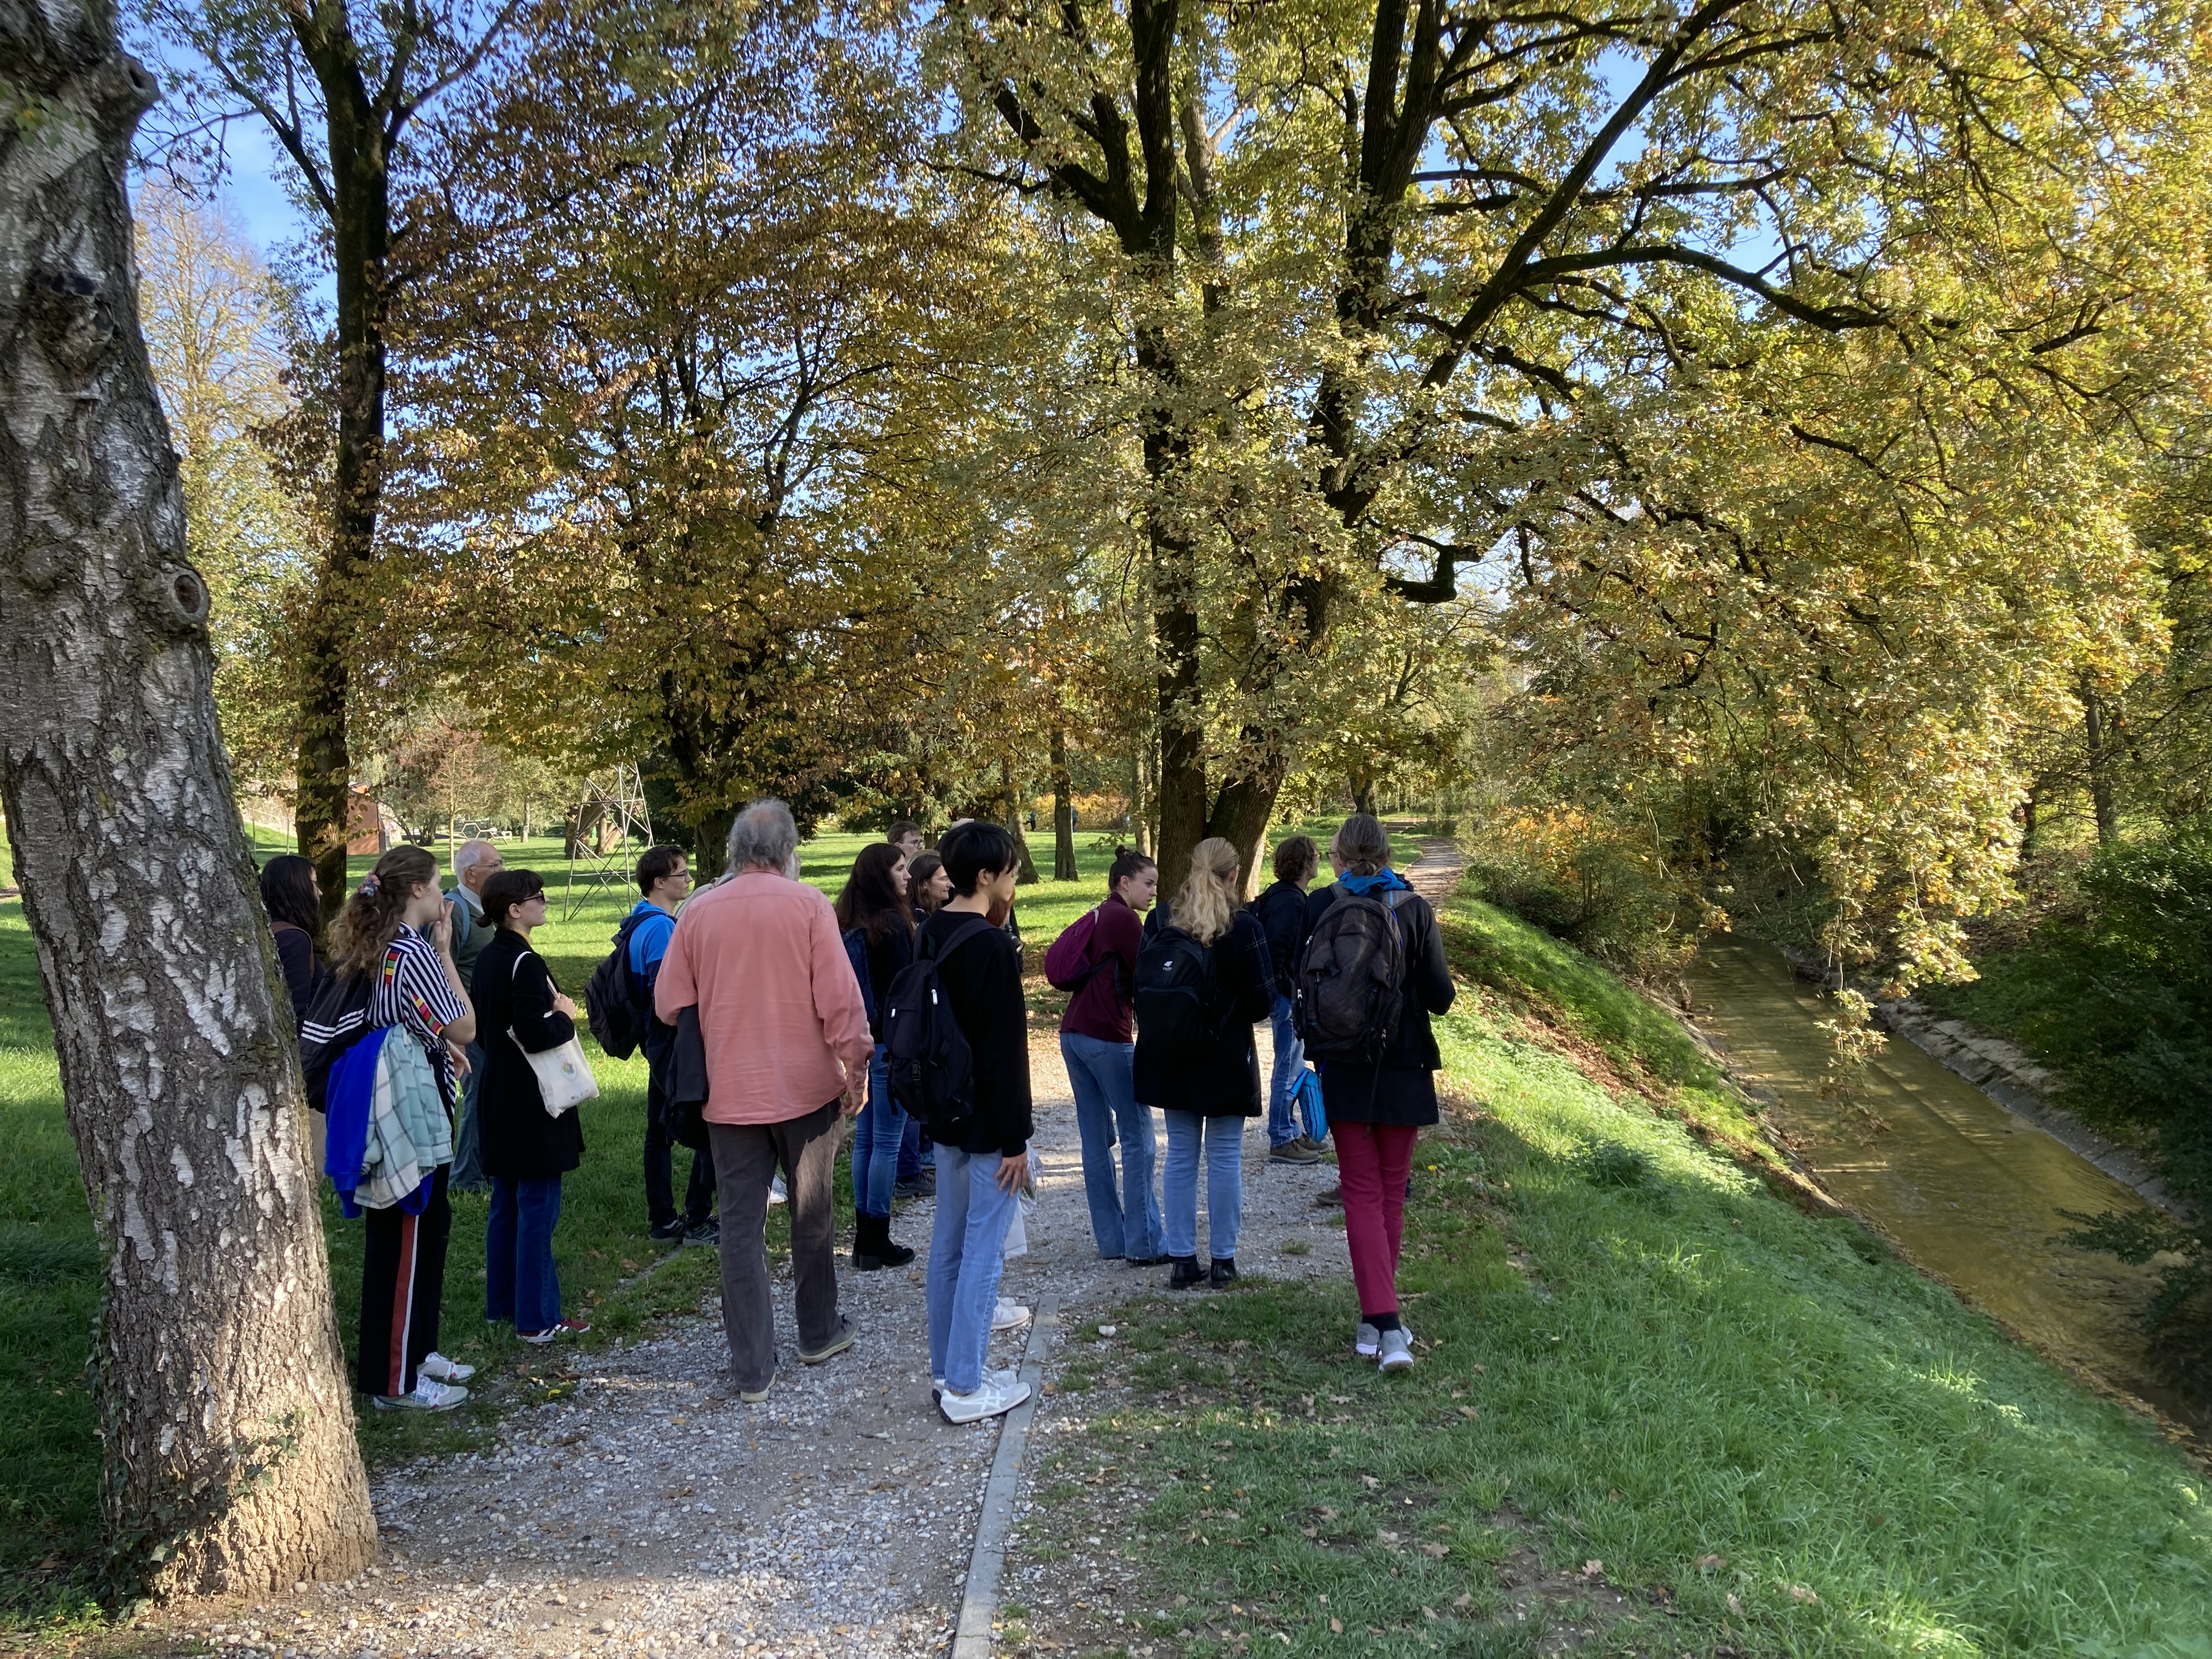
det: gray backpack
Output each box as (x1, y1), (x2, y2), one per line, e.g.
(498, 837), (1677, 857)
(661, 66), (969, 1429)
(1293, 884), (1412, 1064)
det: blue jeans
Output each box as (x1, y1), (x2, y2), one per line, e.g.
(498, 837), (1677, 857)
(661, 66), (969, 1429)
(487, 1175), (563, 1332)
(851, 1046), (907, 1219)
(1161, 1111), (1244, 1261)
(1267, 995), (1307, 1147)
(1061, 1032), (1160, 1259)
(928, 1147), (1018, 1393)
(450, 1040), (488, 1190)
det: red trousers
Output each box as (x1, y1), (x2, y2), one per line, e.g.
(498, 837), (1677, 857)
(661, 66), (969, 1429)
(1334, 1121), (1419, 1320)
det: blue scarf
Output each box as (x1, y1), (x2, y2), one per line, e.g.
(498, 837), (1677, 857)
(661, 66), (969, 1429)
(1339, 870), (1410, 896)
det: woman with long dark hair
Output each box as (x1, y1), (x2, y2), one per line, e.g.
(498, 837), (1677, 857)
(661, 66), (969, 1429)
(328, 843), (479, 1410)
(472, 868), (590, 1343)
(907, 850), (950, 915)
(836, 841), (918, 1268)
(259, 853), (324, 1026)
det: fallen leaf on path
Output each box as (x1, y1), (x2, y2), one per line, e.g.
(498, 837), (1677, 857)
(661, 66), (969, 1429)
(1329, 1618), (1344, 1634)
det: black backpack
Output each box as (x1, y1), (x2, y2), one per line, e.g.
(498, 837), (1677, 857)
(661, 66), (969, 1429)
(298, 967), (375, 1113)
(1295, 884), (1412, 1064)
(881, 915), (994, 1138)
(586, 912), (654, 1060)
(1133, 923), (1220, 1054)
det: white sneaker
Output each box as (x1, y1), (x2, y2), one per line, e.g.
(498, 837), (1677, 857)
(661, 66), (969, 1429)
(769, 1175), (788, 1206)
(419, 1351), (475, 1384)
(374, 1376), (468, 1412)
(992, 1299), (1032, 1332)
(1355, 1320), (1410, 1358)
(933, 1367), (1018, 1397)
(939, 1373), (1031, 1424)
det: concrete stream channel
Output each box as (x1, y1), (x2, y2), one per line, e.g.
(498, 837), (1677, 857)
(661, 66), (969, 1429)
(1686, 935), (2207, 1444)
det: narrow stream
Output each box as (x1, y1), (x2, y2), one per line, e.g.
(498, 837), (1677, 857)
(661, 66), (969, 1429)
(1686, 935), (2204, 1435)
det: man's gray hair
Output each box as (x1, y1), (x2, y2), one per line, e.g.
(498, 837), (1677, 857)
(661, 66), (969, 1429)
(453, 838), (499, 876)
(726, 799), (799, 873)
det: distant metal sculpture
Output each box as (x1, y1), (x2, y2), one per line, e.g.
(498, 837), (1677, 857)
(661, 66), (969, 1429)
(563, 764), (653, 917)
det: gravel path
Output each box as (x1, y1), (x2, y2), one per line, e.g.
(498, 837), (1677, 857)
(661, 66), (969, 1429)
(159, 843), (1464, 1659)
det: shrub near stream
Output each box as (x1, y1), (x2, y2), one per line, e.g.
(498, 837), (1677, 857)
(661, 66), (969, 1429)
(1024, 887), (2212, 1658)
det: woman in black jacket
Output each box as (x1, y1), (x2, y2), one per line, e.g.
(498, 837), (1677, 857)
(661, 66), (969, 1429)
(836, 842), (917, 1269)
(1135, 837), (1276, 1288)
(472, 868), (588, 1344)
(1310, 815), (1454, 1372)
(259, 854), (325, 1028)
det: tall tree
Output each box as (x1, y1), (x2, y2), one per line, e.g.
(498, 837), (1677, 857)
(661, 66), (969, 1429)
(135, 184), (313, 793)
(400, 0), (957, 868)
(938, 0), (2212, 938)
(143, 0), (518, 916)
(1, 0), (375, 1595)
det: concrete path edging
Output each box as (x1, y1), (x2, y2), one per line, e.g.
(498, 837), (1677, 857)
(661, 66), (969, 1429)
(952, 1292), (1063, 1657)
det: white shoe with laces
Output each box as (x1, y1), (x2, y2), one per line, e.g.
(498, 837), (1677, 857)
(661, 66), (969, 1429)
(419, 1351), (474, 1384)
(374, 1376), (468, 1412)
(992, 1299), (1032, 1332)
(939, 1373), (1031, 1424)
(768, 1174), (788, 1206)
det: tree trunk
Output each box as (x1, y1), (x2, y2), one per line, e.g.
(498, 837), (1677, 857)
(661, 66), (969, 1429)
(2081, 678), (2119, 845)
(290, 9), (396, 922)
(1131, 744), (1151, 856)
(1002, 757), (1040, 885)
(1050, 727), (1077, 881)
(0, 1), (376, 1597)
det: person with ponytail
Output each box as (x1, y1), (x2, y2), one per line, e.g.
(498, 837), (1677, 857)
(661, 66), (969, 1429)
(328, 844), (479, 1410)
(1056, 845), (1166, 1265)
(835, 841), (918, 1270)
(1310, 814), (1454, 1373)
(1133, 837), (1274, 1288)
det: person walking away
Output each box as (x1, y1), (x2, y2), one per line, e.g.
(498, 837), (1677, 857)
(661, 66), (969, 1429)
(472, 868), (590, 1344)
(654, 800), (872, 1401)
(260, 853), (325, 1028)
(441, 838), (503, 1192)
(1135, 837), (1274, 1288)
(328, 844), (478, 1410)
(915, 821), (1034, 1421)
(897, 853), (951, 1196)
(1253, 836), (1325, 1164)
(1052, 846), (1166, 1265)
(627, 845), (714, 1244)
(836, 842), (917, 1268)
(1302, 814), (1454, 1373)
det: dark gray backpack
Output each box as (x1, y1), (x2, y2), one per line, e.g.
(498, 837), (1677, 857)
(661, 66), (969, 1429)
(1293, 885), (1411, 1064)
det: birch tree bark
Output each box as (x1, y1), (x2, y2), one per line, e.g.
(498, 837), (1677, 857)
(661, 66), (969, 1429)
(0, 0), (375, 1597)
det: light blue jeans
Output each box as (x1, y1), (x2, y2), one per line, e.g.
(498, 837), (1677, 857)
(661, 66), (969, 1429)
(1161, 1111), (1244, 1262)
(1060, 1032), (1161, 1260)
(850, 1046), (906, 1220)
(1267, 995), (1307, 1147)
(928, 1147), (1019, 1393)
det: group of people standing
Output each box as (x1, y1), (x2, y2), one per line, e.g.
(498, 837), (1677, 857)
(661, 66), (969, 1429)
(1053, 815), (1452, 1369)
(257, 799), (1447, 1419)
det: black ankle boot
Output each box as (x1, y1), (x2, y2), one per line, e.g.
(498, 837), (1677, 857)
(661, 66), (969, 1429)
(854, 1214), (914, 1272)
(1169, 1255), (1205, 1289)
(1209, 1256), (1238, 1287)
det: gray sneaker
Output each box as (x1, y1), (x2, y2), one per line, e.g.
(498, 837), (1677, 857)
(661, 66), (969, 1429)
(1355, 1321), (1381, 1358)
(1378, 1328), (1415, 1373)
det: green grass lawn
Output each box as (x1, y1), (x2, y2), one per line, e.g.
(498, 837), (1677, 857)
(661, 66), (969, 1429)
(1017, 888), (2212, 1659)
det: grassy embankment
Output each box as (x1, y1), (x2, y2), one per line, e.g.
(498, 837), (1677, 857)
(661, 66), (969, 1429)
(0, 817), (1141, 1627)
(1006, 882), (2212, 1658)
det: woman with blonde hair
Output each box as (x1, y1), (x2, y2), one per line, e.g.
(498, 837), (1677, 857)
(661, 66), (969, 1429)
(1132, 837), (1274, 1288)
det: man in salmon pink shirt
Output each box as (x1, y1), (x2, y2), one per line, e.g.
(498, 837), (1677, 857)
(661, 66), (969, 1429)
(654, 799), (873, 1401)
